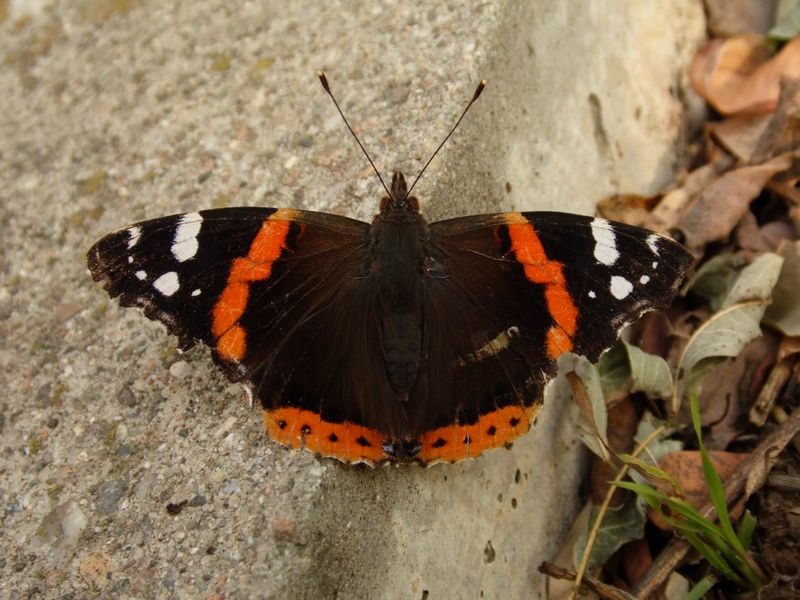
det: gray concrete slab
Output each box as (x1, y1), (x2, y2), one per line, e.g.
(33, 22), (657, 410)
(0, 0), (705, 597)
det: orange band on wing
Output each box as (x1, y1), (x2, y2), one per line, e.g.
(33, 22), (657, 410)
(212, 211), (298, 362)
(416, 404), (540, 465)
(505, 217), (578, 359)
(262, 407), (388, 465)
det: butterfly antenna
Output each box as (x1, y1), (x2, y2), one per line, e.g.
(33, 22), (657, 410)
(405, 79), (487, 200)
(318, 71), (391, 198)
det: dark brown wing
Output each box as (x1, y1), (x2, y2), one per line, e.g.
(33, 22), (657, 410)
(88, 207), (409, 464)
(407, 212), (692, 464)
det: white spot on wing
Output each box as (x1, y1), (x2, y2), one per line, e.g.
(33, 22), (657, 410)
(128, 256), (134, 264)
(588, 290), (596, 299)
(646, 234), (661, 255)
(153, 271), (180, 296)
(591, 219), (619, 266)
(610, 276), (633, 299)
(191, 289), (201, 297)
(639, 275), (650, 285)
(172, 212), (203, 262)
(127, 226), (142, 249)
(135, 270), (147, 280)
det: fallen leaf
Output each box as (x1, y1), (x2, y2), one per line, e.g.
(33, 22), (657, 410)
(565, 363), (609, 460)
(618, 537), (653, 590)
(596, 193), (661, 225)
(675, 253), (784, 412)
(707, 112), (772, 162)
(648, 451), (748, 531)
(691, 333), (780, 449)
(590, 398), (637, 506)
(706, 0), (781, 38)
(765, 240), (800, 335)
(678, 153), (793, 252)
(644, 155), (735, 233)
(574, 494), (646, 572)
(690, 34), (800, 115)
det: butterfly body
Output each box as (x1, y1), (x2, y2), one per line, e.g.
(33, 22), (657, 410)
(88, 170), (692, 465)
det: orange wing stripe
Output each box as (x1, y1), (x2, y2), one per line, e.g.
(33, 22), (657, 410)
(505, 218), (578, 359)
(211, 215), (294, 362)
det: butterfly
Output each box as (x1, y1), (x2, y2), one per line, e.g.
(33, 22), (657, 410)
(87, 74), (693, 465)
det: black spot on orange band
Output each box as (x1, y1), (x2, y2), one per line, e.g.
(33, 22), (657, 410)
(416, 404), (540, 464)
(502, 214), (578, 359)
(262, 407), (389, 465)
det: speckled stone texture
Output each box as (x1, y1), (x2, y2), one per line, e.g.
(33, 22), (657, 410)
(0, 0), (705, 598)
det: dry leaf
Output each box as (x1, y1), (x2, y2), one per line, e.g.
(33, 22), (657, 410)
(706, 0), (779, 37)
(707, 112), (773, 161)
(596, 193), (661, 226)
(690, 34), (800, 115)
(678, 153), (793, 251)
(648, 451), (748, 531)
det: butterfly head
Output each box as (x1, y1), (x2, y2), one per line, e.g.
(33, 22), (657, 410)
(379, 172), (420, 217)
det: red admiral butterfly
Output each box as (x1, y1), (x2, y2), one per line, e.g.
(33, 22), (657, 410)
(88, 74), (693, 465)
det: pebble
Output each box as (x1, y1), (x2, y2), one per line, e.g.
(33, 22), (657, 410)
(33, 499), (87, 566)
(221, 479), (239, 495)
(271, 516), (296, 541)
(116, 385), (137, 407)
(169, 360), (191, 378)
(95, 480), (129, 514)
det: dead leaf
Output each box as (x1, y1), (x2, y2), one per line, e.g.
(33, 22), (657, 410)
(644, 155), (735, 232)
(690, 333), (780, 449)
(648, 451), (748, 531)
(591, 399), (637, 506)
(690, 34), (800, 115)
(618, 537), (653, 590)
(706, 0), (780, 38)
(596, 193), (661, 225)
(765, 240), (800, 335)
(678, 153), (793, 251)
(707, 112), (773, 162)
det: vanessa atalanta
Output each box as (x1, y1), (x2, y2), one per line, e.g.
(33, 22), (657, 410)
(88, 75), (693, 466)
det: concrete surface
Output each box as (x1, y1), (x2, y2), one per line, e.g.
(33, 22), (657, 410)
(0, 0), (705, 598)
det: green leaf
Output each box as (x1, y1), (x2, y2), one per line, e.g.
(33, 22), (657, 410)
(623, 340), (674, 397)
(691, 396), (746, 554)
(674, 253), (783, 413)
(573, 493), (646, 571)
(617, 454), (681, 495)
(768, 0), (800, 43)
(595, 340), (633, 402)
(738, 510), (757, 547)
(684, 574), (722, 600)
(683, 531), (738, 581)
(721, 253), (784, 309)
(633, 412), (683, 466)
(684, 253), (746, 311)
(567, 356), (608, 457)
